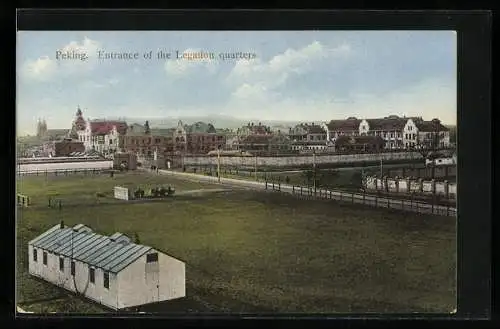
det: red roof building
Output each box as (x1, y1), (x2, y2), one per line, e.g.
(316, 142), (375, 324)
(90, 121), (128, 135)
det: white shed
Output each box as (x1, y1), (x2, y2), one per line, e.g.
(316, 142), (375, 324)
(28, 223), (186, 310)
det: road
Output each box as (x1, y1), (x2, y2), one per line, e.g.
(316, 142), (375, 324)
(154, 169), (456, 217)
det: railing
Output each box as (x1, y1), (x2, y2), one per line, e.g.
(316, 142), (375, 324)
(153, 169), (457, 218)
(264, 182), (456, 217)
(17, 168), (110, 176)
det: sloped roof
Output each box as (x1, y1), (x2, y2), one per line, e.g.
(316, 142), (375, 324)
(125, 124), (147, 136)
(90, 121), (128, 135)
(415, 121), (449, 132)
(326, 118), (361, 131)
(29, 224), (154, 274)
(150, 128), (175, 136)
(366, 117), (408, 131)
(295, 123), (326, 134)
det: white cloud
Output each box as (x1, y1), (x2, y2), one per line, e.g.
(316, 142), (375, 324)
(20, 37), (102, 81)
(226, 41), (352, 94)
(222, 77), (456, 125)
(164, 48), (217, 77)
(20, 56), (57, 81)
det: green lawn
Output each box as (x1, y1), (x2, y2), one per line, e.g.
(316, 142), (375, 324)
(16, 171), (456, 314)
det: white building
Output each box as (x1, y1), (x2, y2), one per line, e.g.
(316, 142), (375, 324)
(28, 223), (186, 310)
(322, 116), (451, 150)
(288, 123), (328, 152)
(71, 108), (128, 155)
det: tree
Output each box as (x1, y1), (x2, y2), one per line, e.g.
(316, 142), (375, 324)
(134, 232), (140, 244)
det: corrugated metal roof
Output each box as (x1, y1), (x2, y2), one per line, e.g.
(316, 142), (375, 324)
(29, 224), (154, 274)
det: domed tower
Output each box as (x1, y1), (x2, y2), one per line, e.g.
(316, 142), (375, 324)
(74, 106), (87, 131)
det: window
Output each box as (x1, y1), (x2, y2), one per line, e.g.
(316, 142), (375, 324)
(146, 252), (159, 263)
(71, 261), (75, 276)
(89, 268), (95, 283)
(43, 252), (47, 265)
(109, 139), (113, 145)
(104, 272), (109, 289)
(33, 249), (37, 262)
(59, 257), (64, 271)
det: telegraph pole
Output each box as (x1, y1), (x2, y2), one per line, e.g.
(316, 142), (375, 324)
(313, 150), (317, 195)
(217, 147), (221, 183)
(254, 155), (257, 180)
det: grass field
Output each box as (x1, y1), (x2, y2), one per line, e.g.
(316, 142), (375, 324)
(16, 171), (456, 314)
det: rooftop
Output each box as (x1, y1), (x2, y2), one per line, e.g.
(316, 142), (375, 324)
(29, 224), (153, 274)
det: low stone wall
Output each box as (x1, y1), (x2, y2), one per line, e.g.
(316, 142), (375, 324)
(181, 151), (422, 167)
(364, 176), (457, 199)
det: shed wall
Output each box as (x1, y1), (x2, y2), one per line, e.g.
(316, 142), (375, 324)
(117, 250), (185, 309)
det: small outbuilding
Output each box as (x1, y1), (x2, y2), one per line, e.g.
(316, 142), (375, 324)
(113, 152), (138, 170)
(28, 223), (186, 310)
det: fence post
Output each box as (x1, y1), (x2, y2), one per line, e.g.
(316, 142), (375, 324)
(352, 192), (354, 204)
(293, 186), (295, 193)
(278, 183), (281, 191)
(265, 181), (268, 190)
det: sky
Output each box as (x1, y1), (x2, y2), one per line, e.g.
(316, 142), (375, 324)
(17, 31), (456, 135)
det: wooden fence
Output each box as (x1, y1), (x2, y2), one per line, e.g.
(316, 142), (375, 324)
(263, 181), (456, 217)
(17, 168), (108, 176)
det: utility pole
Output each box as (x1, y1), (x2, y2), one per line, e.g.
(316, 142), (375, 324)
(254, 155), (257, 180)
(217, 147), (221, 183)
(313, 150), (317, 195)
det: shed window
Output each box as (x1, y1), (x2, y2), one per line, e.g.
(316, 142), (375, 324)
(59, 257), (64, 271)
(146, 253), (158, 263)
(104, 272), (109, 289)
(43, 252), (47, 265)
(33, 249), (37, 262)
(89, 268), (95, 283)
(71, 261), (75, 276)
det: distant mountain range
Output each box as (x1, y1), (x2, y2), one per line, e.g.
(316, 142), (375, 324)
(123, 115), (302, 129)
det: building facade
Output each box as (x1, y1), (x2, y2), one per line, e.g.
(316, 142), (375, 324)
(123, 122), (174, 158)
(28, 223), (186, 310)
(323, 115), (451, 150)
(173, 121), (226, 154)
(77, 120), (128, 154)
(288, 123), (328, 152)
(237, 133), (291, 155)
(335, 135), (386, 153)
(236, 122), (273, 137)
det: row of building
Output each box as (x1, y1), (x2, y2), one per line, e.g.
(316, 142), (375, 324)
(32, 107), (452, 158)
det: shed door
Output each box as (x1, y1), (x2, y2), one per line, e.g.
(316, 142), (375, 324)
(145, 253), (160, 303)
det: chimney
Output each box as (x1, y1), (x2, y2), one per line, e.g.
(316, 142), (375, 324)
(60, 221), (64, 229)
